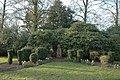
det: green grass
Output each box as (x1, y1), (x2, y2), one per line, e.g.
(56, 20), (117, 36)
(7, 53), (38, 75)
(0, 62), (120, 80)
(0, 57), (17, 64)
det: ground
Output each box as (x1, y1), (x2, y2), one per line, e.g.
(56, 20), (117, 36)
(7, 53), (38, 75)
(0, 58), (120, 80)
(0, 57), (17, 64)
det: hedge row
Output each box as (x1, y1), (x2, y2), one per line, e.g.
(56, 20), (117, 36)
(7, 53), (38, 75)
(7, 50), (13, 64)
(7, 47), (49, 65)
(67, 49), (118, 63)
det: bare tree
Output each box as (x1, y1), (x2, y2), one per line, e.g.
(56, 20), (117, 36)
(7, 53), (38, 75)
(71, 0), (101, 23)
(1, 0), (7, 31)
(100, 0), (119, 27)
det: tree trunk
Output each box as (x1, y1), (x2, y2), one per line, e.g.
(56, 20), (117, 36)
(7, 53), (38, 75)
(115, 0), (119, 27)
(32, 0), (38, 32)
(1, 0), (6, 31)
(83, 0), (88, 23)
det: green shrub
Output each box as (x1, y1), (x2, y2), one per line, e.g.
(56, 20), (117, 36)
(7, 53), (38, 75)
(0, 49), (7, 57)
(108, 51), (114, 63)
(17, 50), (23, 65)
(67, 50), (72, 59)
(90, 51), (99, 61)
(113, 52), (120, 61)
(77, 49), (83, 62)
(67, 49), (76, 59)
(13, 49), (17, 57)
(36, 47), (48, 60)
(21, 47), (32, 61)
(7, 49), (13, 64)
(30, 53), (38, 64)
(100, 55), (109, 65)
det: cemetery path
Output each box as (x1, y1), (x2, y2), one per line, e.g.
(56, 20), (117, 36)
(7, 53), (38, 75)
(0, 62), (24, 72)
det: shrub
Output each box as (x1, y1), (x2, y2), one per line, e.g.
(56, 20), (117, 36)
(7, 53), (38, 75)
(36, 47), (48, 60)
(77, 49), (83, 62)
(90, 51), (99, 61)
(12, 49), (17, 57)
(113, 52), (120, 61)
(108, 51), (114, 63)
(7, 49), (13, 64)
(17, 50), (23, 65)
(100, 55), (109, 65)
(21, 47), (32, 62)
(29, 53), (38, 64)
(67, 50), (73, 59)
(0, 49), (7, 57)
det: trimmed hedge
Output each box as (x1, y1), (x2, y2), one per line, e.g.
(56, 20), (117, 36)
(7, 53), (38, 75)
(67, 50), (72, 59)
(100, 55), (109, 65)
(29, 53), (38, 64)
(7, 49), (13, 64)
(67, 49), (76, 59)
(17, 50), (23, 65)
(90, 51), (99, 61)
(0, 49), (7, 57)
(108, 51), (114, 63)
(77, 49), (83, 62)
(36, 47), (48, 60)
(21, 47), (32, 62)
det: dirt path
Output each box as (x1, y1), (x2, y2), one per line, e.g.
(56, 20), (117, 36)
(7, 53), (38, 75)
(0, 62), (24, 72)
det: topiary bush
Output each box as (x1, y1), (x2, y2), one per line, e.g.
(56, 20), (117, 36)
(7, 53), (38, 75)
(113, 51), (120, 61)
(67, 50), (72, 59)
(36, 47), (48, 60)
(17, 50), (23, 65)
(90, 51), (99, 61)
(29, 53), (38, 64)
(100, 55), (109, 65)
(12, 49), (17, 57)
(0, 48), (7, 57)
(7, 49), (13, 64)
(77, 49), (83, 62)
(21, 47), (32, 62)
(108, 51), (114, 63)
(67, 49), (76, 60)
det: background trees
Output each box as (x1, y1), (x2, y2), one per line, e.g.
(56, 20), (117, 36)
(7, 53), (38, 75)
(100, 0), (119, 27)
(45, 0), (74, 29)
(0, 0), (120, 61)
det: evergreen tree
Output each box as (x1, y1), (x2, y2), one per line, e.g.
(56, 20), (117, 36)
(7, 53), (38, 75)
(45, 0), (74, 29)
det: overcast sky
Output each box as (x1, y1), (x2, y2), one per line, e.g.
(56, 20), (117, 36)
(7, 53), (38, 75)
(0, 0), (71, 6)
(0, 0), (119, 30)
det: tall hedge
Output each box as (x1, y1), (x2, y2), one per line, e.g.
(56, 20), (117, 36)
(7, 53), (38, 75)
(77, 49), (83, 62)
(90, 51), (99, 61)
(67, 49), (76, 59)
(29, 53), (38, 64)
(108, 51), (114, 63)
(36, 47), (48, 60)
(21, 47), (32, 61)
(7, 50), (13, 64)
(17, 50), (23, 65)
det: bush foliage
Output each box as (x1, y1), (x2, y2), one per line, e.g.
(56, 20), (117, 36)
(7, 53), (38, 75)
(17, 50), (23, 65)
(21, 47), (32, 61)
(7, 50), (13, 64)
(30, 53), (38, 64)
(36, 47), (48, 60)
(100, 55), (109, 65)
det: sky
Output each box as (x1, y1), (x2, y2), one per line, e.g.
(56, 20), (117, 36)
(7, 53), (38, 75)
(0, 0), (119, 30)
(61, 0), (71, 6)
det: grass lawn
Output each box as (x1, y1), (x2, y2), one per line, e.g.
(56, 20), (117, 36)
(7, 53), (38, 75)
(0, 62), (120, 80)
(0, 57), (17, 64)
